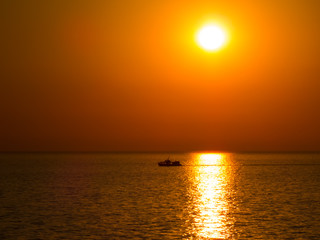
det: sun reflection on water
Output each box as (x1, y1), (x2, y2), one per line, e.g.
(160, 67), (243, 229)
(199, 153), (224, 166)
(189, 153), (233, 239)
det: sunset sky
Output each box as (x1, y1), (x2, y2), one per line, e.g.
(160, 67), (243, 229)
(1, 0), (320, 152)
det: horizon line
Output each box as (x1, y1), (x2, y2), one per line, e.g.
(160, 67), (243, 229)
(1, 150), (320, 154)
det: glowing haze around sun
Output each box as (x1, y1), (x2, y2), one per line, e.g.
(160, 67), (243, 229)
(196, 25), (227, 51)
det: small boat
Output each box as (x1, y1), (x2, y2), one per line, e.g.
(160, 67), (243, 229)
(158, 158), (182, 166)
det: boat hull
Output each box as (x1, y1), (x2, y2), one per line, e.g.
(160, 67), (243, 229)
(158, 160), (182, 166)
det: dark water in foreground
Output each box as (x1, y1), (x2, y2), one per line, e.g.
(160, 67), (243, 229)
(0, 152), (319, 239)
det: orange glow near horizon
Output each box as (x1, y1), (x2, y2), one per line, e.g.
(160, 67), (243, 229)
(1, 1), (320, 152)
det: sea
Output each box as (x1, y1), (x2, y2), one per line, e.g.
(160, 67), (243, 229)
(0, 152), (319, 239)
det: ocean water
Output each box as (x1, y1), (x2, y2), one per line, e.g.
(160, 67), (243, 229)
(0, 152), (319, 239)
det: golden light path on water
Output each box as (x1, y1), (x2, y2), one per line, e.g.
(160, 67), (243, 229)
(190, 153), (233, 239)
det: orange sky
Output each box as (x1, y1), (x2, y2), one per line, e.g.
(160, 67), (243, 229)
(1, 0), (320, 152)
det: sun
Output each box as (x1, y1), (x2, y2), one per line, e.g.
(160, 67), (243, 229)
(196, 25), (227, 51)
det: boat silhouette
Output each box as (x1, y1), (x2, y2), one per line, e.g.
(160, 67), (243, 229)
(158, 158), (182, 166)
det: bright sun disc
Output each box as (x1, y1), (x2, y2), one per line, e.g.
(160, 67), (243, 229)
(196, 25), (226, 51)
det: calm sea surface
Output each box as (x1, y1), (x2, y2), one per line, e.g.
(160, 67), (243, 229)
(0, 152), (319, 239)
